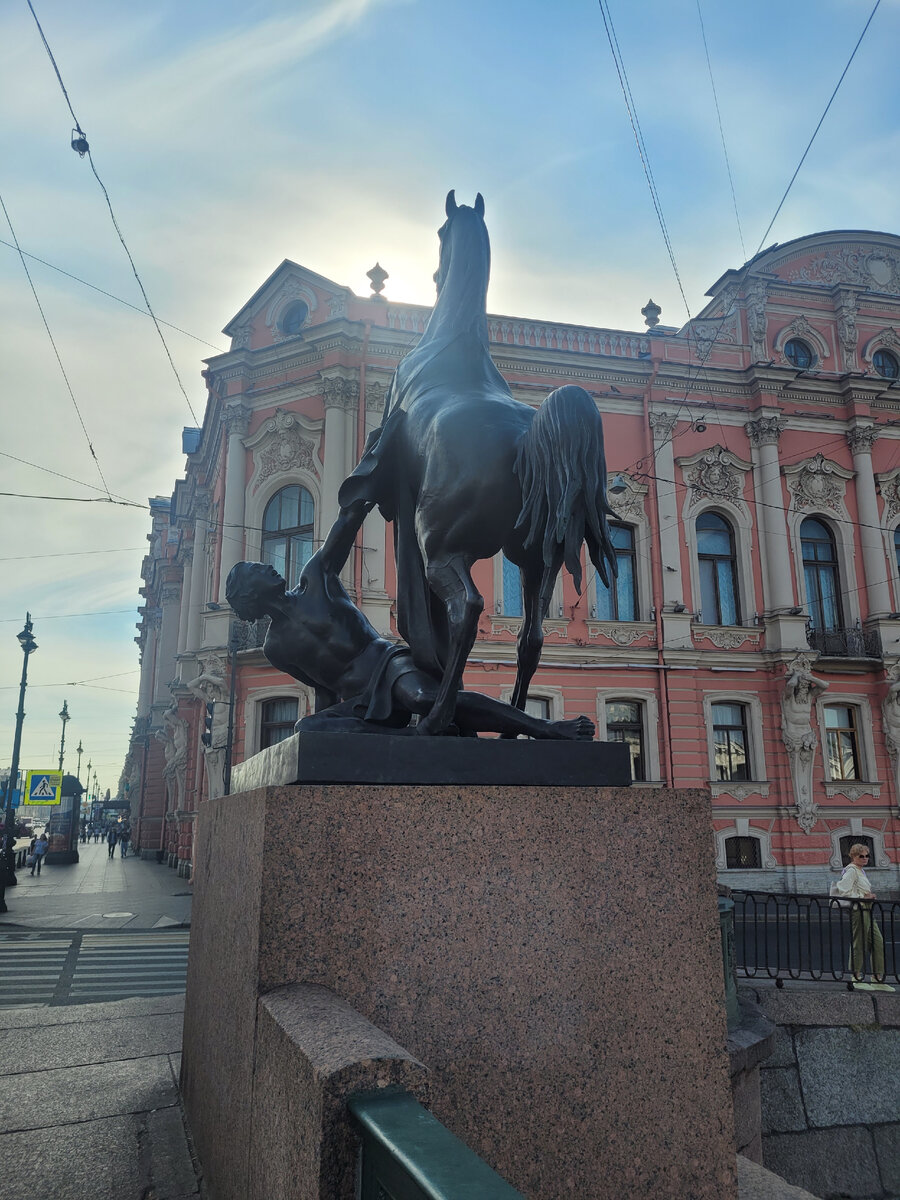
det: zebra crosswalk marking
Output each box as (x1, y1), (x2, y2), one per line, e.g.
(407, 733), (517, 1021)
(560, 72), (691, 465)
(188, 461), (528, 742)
(0, 931), (190, 1007)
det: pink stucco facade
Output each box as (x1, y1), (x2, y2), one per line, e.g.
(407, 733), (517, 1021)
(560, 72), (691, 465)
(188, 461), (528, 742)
(126, 230), (900, 895)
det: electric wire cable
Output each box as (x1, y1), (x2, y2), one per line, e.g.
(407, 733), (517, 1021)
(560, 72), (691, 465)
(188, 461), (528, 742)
(27, 0), (201, 426)
(695, 0), (745, 261)
(754, 0), (882, 257)
(597, 0), (691, 322)
(0, 187), (111, 499)
(0, 237), (226, 352)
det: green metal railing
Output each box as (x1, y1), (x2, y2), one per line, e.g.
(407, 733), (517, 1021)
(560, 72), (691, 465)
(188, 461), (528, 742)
(349, 1090), (524, 1200)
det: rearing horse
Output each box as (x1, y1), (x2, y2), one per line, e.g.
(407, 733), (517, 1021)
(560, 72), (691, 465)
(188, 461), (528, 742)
(338, 191), (617, 734)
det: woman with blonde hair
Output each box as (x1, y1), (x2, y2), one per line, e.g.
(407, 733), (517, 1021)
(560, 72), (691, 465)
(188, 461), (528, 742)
(833, 844), (894, 992)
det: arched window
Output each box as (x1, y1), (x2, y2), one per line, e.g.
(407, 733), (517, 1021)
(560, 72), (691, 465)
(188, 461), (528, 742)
(262, 486), (315, 587)
(260, 697), (298, 750)
(696, 512), (739, 625)
(801, 517), (841, 632)
(785, 338), (814, 370)
(595, 523), (638, 620)
(501, 555), (523, 617)
(874, 349), (899, 380)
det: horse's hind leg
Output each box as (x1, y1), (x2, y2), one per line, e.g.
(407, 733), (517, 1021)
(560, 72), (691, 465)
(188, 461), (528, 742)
(509, 548), (562, 713)
(417, 554), (483, 735)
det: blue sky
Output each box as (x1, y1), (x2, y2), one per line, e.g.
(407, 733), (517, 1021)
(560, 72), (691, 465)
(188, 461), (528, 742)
(0, 0), (896, 789)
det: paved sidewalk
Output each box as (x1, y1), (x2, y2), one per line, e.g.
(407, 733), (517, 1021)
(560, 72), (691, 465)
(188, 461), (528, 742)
(0, 838), (191, 931)
(0, 992), (204, 1199)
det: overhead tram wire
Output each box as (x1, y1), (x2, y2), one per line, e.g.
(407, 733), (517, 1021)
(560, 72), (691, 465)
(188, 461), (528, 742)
(0, 238), (226, 353)
(596, 0), (691, 323)
(616, 0), (884, 480)
(0, 188), (112, 500)
(695, 0), (745, 262)
(754, 0), (882, 258)
(27, 0), (201, 427)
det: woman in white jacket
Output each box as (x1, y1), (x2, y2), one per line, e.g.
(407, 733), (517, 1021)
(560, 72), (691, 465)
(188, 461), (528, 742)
(834, 844), (894, 991)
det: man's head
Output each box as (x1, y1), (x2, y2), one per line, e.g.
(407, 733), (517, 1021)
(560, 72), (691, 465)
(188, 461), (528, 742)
(226, 561), (286, 621)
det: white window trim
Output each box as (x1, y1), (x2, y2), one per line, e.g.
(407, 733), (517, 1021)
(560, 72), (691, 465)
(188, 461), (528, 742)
(703, 692), (768, 796)
(498, 684), (565, 722)
(815, 693), (880, 794)
(715, 820), (777, 871)
(588, 520), (651, 622)
(789, 509), (860, 627)
(243, 686), (308, 756)
(244, 475), (323, 567)
(595, 689), (661, 784)
(685, 502), (756, 628)
(773, 320), (831, 367)
(827, 820), (889, 870)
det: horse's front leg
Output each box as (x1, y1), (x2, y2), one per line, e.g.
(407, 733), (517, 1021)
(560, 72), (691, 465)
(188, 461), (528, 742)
(417, 554), (483, 735)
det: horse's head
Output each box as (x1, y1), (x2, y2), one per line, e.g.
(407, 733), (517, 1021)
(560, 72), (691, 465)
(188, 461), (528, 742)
(433, 189), (489, 295)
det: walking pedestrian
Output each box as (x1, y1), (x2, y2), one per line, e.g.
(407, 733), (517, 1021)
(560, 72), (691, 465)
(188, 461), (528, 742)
(833, 844), (895, 992)
(120, 826), (131, 858)
(106, 825), (118, 860)
(30, 831), (49, 876)
(94, 826), (100, 843)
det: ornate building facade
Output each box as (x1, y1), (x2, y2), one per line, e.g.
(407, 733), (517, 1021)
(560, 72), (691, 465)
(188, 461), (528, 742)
(124, 231), (900, 894)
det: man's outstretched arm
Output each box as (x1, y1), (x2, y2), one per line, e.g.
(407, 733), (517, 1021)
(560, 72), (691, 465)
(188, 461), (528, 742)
(318, 500), (373, 577)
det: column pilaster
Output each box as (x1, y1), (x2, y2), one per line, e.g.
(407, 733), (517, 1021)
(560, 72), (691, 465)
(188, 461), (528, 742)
(848, 423), (890, 620)
(218, 405), (251, 598)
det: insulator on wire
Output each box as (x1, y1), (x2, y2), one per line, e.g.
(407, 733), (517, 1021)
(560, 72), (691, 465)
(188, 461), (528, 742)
(71, 129), (89, 157)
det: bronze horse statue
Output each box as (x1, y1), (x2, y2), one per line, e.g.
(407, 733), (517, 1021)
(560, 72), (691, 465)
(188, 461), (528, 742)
(335, 190), (618, 735)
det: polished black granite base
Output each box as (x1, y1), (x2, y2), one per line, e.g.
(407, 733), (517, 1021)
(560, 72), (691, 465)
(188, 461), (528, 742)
(229, 731), (632, 791)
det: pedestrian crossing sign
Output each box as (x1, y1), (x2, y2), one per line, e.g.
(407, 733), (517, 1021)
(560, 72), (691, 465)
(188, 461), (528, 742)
(24, 769), (63, 805)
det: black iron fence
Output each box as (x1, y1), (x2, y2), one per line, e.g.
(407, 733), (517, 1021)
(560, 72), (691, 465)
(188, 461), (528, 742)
(733, 890), (900, 988)
(806, 624), (882, 659)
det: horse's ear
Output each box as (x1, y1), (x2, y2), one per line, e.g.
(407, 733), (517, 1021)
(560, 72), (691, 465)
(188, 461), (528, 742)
(445, 190), (457, 217)
(474, 192), (485, 217)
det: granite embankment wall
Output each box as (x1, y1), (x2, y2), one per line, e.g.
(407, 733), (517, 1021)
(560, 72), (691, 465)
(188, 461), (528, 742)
(743, 986), (900, 1199)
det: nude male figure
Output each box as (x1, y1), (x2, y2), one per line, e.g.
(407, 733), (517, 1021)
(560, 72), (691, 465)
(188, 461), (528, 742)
(226, 506), (593, 741)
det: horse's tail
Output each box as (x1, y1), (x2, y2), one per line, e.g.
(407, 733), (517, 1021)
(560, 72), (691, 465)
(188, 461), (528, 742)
(513, 385), (618, 596)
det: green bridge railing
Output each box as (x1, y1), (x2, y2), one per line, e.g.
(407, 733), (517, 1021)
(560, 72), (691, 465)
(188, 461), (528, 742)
(349, 1090), (524, 1200)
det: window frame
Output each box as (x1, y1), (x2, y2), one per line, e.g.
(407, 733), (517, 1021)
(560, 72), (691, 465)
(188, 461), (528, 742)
(815, 694), (879, 791)
(596, 690), (661, 784)
(800, 516), (843, 633)
(261, 484), (316, 589)
(711, 702), (751, 783)
(604, 698), (647, 782)
(724, 835), (762, 870)
(784, 338), (815, 370)
(823, 703), (862, 782)
(695, 510), (741, 626)
(702, 692), (767, 795)
(243, 686), (309, 757)
(259, 696), (300, 750)
(715, 820), (776, 872)
(592, 522), (639, 621)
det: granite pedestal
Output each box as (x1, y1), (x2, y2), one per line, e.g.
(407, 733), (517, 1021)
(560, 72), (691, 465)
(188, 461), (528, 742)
(182, 781), (736, 1199)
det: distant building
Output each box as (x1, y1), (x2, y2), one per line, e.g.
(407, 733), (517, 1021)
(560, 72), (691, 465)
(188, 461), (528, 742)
(124, 230), (900, 894)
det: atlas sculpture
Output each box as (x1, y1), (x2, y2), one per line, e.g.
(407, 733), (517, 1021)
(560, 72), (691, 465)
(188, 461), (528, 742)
(228, 191), (618, 739)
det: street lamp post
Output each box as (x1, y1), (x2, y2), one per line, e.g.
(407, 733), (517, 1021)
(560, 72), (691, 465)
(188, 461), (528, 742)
(0, 614), (38, 913)
(75, 740), (83, 785)
(58, 699), (70, 772)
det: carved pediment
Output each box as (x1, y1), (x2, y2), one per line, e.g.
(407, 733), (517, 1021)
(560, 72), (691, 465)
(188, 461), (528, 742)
(783, 454), (853, 515)
(245, 408), (322, 496)
(677, 445), (753, 514)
